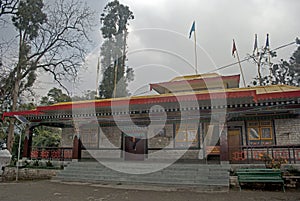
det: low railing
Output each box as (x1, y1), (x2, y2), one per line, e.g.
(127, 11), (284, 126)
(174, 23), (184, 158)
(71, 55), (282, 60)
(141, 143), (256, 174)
(30, 147), (73, 161)
(230, 145), (300, 164)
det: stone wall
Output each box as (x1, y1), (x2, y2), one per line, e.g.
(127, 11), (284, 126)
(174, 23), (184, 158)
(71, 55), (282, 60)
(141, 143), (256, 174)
(1, 167), (60, 181)
(274, 118), (300, 145)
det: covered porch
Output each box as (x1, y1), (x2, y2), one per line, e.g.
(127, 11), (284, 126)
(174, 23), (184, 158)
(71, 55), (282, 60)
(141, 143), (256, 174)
(2, 84), (300, 165)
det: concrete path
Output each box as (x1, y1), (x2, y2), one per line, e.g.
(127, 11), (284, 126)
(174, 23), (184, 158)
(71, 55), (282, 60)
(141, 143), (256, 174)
(1, 180), (300, 201)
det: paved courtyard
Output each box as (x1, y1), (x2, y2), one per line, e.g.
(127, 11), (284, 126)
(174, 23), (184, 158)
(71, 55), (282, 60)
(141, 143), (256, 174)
(0, 180), (300, 201)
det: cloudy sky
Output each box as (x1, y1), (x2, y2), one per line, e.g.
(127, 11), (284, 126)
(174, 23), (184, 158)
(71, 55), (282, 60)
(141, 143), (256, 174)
(76, 0), (300, 97)
(3, 0), (300, 100)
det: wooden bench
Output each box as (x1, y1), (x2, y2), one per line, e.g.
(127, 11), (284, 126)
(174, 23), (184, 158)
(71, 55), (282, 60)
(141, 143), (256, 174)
(236, 168), (285, 192)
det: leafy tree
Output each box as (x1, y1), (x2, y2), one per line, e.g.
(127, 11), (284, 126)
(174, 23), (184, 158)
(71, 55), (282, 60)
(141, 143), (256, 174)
(0, 102), (34, 150)
(287, 39), (300, 86)
(99, 0), (134, 99)
(0, 120), (8, 146)
(248, 47), (277, 86)
(6, 0), (46, 152)
(32, 126), (61, 147)
(72, 90), (98, 101)
(251, 38), (300, 86)
(5, 0), (94, 152)
(40, 87), (71, 105)
(18, 102), (35, 110)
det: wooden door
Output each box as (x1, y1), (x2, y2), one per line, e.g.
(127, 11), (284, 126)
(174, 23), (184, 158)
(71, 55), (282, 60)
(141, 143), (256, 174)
(124, 136), (146, 161)
(228, 129), (241, 161)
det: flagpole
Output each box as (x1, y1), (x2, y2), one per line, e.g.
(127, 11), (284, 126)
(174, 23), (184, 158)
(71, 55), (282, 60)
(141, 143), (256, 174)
(233, 39), (246, 87)
(193, 29), (198, 74)
(96, 57), (100, 97)
(113, 57), (118, 98)
(268, 51), (272, 83)
(266, 34), (272, 83)
(253, 34), (258, 56)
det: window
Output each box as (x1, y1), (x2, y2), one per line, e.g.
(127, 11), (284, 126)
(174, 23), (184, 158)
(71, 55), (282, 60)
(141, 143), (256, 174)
(175, 123), (198, 148)
(247, 120), (273, 145)
(248, 127), (260, 140)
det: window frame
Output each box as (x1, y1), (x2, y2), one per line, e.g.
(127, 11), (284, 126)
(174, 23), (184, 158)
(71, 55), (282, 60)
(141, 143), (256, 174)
(247, 120), (274, 144)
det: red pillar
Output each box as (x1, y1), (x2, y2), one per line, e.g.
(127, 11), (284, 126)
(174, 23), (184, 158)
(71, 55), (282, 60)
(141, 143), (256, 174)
(22, 127), (33, 158)
(72, 135), (82, 160)
(220, 124), (229, 162)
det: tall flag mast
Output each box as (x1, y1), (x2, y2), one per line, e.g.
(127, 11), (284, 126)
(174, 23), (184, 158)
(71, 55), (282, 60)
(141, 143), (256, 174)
(232, 39), (246, 87)
(113, 57), (118, 98)
(189, 21), (198, 74)
(265, 33), (272, 83)
(96, 56), (100, 98)
(253, 34), (263, 84)
(253, 34), (258, 55)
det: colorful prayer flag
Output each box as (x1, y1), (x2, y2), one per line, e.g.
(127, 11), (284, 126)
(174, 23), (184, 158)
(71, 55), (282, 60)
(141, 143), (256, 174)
(189, 21), (195, 39)
(232, 39), (237, 57)
(265, 33), (269, 49)
(253, 34), (258, 54)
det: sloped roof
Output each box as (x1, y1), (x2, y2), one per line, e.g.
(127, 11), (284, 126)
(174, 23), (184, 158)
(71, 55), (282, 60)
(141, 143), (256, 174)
(170, 73), (220, 82)
(3, 84), (300, 120)
(150, 74), (241, 94)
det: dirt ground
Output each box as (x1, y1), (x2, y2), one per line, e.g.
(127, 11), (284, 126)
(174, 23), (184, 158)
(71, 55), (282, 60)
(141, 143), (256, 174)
(0, 180), (300, 201)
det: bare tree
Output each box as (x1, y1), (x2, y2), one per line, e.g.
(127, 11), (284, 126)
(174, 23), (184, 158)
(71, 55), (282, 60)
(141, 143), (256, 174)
(0, 0), (19, 17)
(4, 0), (95, 152)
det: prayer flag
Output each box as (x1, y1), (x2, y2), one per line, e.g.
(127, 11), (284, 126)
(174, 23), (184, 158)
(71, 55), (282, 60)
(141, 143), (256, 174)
(265, 33), (269, 49)
(253, 34), (258, 54)
(189, 21), (195, 39)
(232, 39), (237, 57)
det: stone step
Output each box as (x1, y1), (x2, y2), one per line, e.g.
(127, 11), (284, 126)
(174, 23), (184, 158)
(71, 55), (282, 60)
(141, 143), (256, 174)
(63, 164), (228, 174)
(58, 170), (227, 181)
(55, 174), (229, 186)
(54, 161), (229, 191)
(61, 166), (221, 174)
(59, 172), (227, 181)
(58, 171), (228, 181)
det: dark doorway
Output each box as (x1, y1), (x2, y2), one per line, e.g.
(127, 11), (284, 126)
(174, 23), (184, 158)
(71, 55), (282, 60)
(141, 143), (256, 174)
(124, 135), (146, 161)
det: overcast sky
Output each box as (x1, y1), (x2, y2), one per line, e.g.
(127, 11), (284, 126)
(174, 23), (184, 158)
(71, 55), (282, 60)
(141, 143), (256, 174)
(2, 0), (300, 100)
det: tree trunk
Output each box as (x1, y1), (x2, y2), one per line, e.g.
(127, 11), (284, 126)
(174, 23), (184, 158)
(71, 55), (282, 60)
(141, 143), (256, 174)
(257, 62), (262, 86)
(7, 31), (23, 153)
(7, 63), (22, 152)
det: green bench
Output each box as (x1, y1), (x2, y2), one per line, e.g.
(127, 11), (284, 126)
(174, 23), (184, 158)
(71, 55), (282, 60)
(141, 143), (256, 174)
(236, 168), (285, 192)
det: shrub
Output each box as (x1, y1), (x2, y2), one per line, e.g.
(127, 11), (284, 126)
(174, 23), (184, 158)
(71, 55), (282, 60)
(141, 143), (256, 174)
(259, 153), (287, 169)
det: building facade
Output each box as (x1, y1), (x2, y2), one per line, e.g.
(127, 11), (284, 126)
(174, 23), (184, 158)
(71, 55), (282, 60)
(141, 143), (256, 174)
(3, 73), (300, 163)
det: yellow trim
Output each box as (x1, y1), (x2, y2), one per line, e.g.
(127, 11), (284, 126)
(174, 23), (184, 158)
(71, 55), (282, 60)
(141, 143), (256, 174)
(51, 84), (300, 107)
(170, 73), (220, 82)
(247, 121), (259, 127)
(260, 120), (272, 127)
